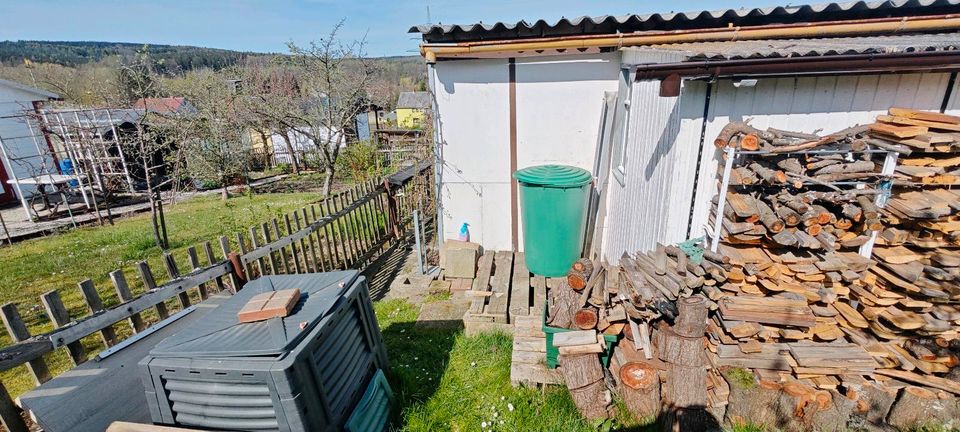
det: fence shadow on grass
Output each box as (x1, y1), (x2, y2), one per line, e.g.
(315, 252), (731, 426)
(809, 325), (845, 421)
(381, 318), (459, 428)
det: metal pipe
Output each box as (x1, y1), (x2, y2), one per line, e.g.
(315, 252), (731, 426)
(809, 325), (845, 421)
(421, 14), (960, 60)
(632, 51), (960, 79)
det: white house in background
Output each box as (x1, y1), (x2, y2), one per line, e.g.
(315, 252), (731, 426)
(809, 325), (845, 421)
(0, 78), (59, 204)
(410, 0), (960, 264)
(269, 126), (343, 166)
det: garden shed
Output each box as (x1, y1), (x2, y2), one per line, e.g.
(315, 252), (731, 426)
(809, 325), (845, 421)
(412, 0), (960, 263)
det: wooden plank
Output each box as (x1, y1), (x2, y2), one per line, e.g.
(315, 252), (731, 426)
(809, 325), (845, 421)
(283, 214), (303, 274)
(0, 381), (27, 432)
(469, 251), (495, 314)
(294, 210), (316, 273)
(203, 241), (227, 293)
(18, 295), (230, 432)
(878, 115), (960, 132)
(162, 253), (190, 308)
(889, 107), (960, 125)
(138, 261), (169, 315)
(509, 252), (531, 320)
(186, 246), (209, 300)
(52, 262), (231, 350)
(875, 369), (960, 395)
(531, 275), (546, 316)
(484, 251), (514, 322)
(40, 290), (85, 365)
(248, 226), (267, 276)
(263, 218), (293, 274)
(0, 303), (50, 385)
(110, 270), (145, 332)
(718, 296), (816, 327)
(870, 122), (928, 138)
(78, 279), (118, 347)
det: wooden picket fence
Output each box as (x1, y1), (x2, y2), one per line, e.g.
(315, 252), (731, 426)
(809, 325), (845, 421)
(0, 159), (434, 432)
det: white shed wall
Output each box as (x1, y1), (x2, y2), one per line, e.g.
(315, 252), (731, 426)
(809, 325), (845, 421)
(434, 53), (620, 251)
(0, 84), (51, 199)
(601, 70), (959, 263)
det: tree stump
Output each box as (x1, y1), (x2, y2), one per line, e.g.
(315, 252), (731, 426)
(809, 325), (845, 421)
(560, 353), (610, 420)
(887, 386), (952, 430)
(659, 297), (718, 431)
(673, 296), (709, 338)
(609, 344), (660, 419)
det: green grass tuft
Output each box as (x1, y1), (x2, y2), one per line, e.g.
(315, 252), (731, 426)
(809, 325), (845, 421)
(722, 367), (756, 389)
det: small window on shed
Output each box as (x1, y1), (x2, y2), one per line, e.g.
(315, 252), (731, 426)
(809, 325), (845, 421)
(611, 68), (633, 186)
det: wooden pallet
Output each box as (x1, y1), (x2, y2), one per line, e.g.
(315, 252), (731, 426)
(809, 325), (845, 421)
(510, 315), (563, 386)
(463, 251), (545, 335)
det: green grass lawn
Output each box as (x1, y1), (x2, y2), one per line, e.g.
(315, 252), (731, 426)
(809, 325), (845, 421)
(374, 298), (655, 432)
(0, 191), (319, 396)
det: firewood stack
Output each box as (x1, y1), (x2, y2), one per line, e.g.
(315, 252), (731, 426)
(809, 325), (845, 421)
(699, 109), (960, 425)
(711, 120), (888, 251)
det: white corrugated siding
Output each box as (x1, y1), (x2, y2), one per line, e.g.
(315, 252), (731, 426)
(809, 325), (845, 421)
(601, 49), (705, 263)
(603, 70), (959, 263)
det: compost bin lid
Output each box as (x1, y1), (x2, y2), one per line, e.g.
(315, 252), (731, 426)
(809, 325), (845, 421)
(149, 271), (359, 358)
(513, 165), (592, 187)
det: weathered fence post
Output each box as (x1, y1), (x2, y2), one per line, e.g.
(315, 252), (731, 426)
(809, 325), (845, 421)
(78, 279), (118, 347)
(40, 290), (86, 365)
(110, 269), (145, 332)
(136, 261), (168, 319)
(0, 303), (51, 385)
(383, 179), (400, 239)
(203, 241), (227, 293)
(162, 253), (190, 308)
(0, 381), (27, 432)
(186, 246), (210, 300)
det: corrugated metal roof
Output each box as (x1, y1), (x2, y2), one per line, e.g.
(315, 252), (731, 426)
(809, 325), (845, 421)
(644, 32), (960, 60)
(410, 0), (960, 43)
(397, 91), (431, 109)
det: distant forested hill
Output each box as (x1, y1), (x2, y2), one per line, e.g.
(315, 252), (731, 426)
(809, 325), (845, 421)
(0, 40), (262, 70)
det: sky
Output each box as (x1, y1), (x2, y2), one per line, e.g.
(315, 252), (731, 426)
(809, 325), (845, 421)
(0, 0), (783, 57)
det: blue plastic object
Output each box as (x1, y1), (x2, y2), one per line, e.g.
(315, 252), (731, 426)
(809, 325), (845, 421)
(345, 369), (393, 432)
(58, 159), (79, 187)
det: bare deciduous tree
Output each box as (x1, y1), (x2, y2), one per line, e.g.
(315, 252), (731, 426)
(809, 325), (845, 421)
(250, 21), (380, 195)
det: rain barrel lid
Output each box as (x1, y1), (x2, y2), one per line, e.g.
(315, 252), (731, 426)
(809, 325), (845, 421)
(513, 165), (592, 187)
(149, 271), (359, 358)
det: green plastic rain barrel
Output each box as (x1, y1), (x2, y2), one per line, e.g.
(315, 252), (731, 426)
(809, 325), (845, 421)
(513, 165), (592, 277)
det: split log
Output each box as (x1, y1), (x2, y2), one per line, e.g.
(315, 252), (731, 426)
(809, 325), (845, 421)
(547, 280), (580, 328)
(568, 267), (592, 291)
(714, 122), (774, 148)
(560, 353), (610, 420)
(570, 380), (613, 420)
(574, 308), (599, 330)
(886, 386), (945, 431)
(572, 258), (594, 274)
(777, 158), (804, 174)
(814, 160), (876, 176)
(749, 162), (786, 184)
(856, 196), (879, 220)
